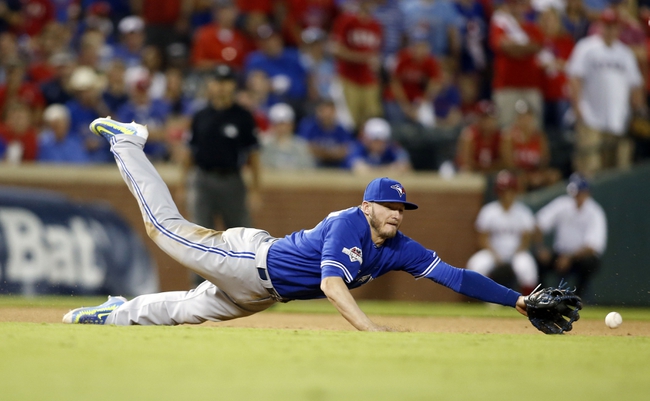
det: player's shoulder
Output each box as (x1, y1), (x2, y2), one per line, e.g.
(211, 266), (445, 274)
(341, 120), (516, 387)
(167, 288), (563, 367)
(387, 231), (426, 253)
(480, 200), (502, 214)
(584, 197), (606, 214)
(325, 206), (365, 224)
(229, 102), (253, 115)
(193, 105), (213, 119)
(546, 195), (575, 210)
(511, 200), (534, 214)
(571, 35), (601, 54)
(322, 207), (369, 237)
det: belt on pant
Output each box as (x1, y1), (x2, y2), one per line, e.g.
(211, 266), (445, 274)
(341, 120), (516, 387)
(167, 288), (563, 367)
(255, 238), (290, 303)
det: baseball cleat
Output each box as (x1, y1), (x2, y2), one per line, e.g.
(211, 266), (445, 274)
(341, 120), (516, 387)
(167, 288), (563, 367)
(89, 117), (149, 141)
(62, 295), (127, 324)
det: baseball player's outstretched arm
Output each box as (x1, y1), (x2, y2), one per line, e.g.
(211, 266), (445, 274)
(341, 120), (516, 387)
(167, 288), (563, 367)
(321, 277), (392, 331)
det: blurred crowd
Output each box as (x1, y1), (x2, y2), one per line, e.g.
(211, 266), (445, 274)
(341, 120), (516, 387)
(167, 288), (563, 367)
(1, 0), (650, 190)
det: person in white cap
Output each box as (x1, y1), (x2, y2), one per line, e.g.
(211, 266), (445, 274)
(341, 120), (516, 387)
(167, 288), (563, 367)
(347, 117), (411, 174)
(112, 16), (146, 68)
(38, 104), (90, 164)
(260, 103), (315, 170)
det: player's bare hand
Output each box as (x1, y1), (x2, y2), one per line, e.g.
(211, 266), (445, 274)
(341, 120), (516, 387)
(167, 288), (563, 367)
(515, 296), (528, 316)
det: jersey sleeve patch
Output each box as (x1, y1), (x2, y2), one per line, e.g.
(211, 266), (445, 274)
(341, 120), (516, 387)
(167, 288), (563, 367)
(342, 246), (363, 264)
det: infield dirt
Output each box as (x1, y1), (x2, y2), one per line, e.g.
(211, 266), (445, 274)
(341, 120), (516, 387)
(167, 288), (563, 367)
(3, 307), (650, 336)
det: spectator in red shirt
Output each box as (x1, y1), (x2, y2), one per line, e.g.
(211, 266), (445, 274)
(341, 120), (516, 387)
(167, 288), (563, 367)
(456, 100), (502, 172)
(537, 8), (575, 136)
(384, 32), (442, 125)
(133, 0), (193, 56)
(0, 102), (38, 162)
(12, 0), (55, 37)
(237, 0), (274, 15)
(277, 0), (339, 47)
(489, 0), (544, 129)
(330, 0), (383, 129)
(191, 1), (253, 72)
(500, 99), (560, 191)
(0, 58), (45, 121)
(27, 22), (71, 85)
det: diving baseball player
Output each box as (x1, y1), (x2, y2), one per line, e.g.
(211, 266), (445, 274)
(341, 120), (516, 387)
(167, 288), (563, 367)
(63, 117), (530, 331)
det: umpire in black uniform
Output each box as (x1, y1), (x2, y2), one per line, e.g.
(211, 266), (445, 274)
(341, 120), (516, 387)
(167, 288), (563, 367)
(184, 64), (261, 239)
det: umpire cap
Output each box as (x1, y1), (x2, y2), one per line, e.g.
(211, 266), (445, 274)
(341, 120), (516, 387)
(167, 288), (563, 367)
(363, 178), (419, 210)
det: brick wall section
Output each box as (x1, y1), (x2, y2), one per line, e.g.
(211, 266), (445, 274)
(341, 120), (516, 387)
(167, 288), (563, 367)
(0, 166), (485, 302)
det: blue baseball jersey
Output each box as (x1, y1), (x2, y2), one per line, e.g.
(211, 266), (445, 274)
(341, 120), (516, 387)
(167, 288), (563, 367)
(266, 207), (521, 307)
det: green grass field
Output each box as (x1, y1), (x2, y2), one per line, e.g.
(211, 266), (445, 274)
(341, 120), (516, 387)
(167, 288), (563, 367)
(1, 297), (649, 401)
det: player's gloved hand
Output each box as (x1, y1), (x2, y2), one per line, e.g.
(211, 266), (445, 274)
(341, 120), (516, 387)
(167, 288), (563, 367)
(523, 281), (582, 334)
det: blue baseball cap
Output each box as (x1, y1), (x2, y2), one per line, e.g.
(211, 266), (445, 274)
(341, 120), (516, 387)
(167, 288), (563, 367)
(566, 173), (590, 196)
(363, 177), (418, 210)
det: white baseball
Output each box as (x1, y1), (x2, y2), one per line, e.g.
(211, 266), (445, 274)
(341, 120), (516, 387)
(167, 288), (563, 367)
(605, 312), (623, 329)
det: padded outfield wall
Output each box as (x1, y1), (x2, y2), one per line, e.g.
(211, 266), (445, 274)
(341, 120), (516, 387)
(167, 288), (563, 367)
(1, 163), (647, 306)
(521, 163), (650, 306)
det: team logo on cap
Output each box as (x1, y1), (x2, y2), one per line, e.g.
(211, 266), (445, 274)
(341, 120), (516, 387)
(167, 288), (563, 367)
(391, 184), (406, 197)
(342, 247), (363, 264)
(223, 124), (239, 138)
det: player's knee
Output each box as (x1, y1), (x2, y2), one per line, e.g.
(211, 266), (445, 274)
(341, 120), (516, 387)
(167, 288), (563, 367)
(467, 250), (496, 275)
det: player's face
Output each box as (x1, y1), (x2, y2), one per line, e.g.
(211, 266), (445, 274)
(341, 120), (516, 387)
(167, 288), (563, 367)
(367, 202), (405, 241)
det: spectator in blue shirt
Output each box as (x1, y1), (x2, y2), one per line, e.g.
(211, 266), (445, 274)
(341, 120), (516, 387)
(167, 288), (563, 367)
(102, 60), (130, 115)
(65, 66), (112, 163)
(298, 98), (354, 168)
(245, 26), (309, 113)
(299, 27), (336, 104)
(454, 0), (488, 74)
(401, 0), (464, 61)
(433, 67), (463, 128)
(373, 0), (407, 65)
(346, 117), (412, 174)
(40, 52), (76, 106)
(111, 16), (146, 68)
(38, 104), (90, 164)
(116, 69), (171, 161)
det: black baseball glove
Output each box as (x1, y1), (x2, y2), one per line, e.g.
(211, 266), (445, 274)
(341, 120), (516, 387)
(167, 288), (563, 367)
(524, 281), (583, 334)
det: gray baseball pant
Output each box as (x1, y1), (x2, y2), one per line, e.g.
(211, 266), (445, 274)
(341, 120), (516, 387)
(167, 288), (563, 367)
(105, 135), (277, 325)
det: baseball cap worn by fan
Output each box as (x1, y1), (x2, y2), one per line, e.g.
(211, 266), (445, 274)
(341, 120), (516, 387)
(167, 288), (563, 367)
(118, 16), (144, 34)
(363, 178), (419, 210)
(363, 118), (391, 141)
(269, 103), (295, 123)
